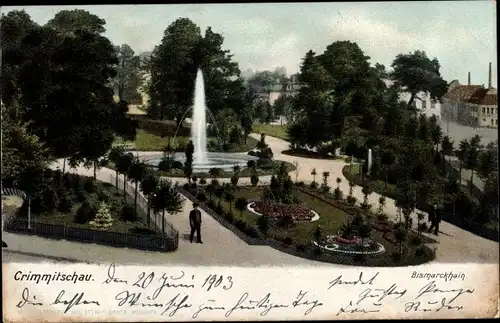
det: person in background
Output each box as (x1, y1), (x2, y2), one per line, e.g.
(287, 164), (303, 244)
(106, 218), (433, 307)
(189, 202), (203, 244)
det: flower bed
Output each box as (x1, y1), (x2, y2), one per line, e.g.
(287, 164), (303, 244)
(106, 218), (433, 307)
(249, 201), (315, 221)
(315, 235), (385, 255)
(371, 222), (393, 233)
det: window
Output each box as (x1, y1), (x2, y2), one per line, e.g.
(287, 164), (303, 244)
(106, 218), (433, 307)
(483, 107), (486, 114)
(422, 100), (427, 110)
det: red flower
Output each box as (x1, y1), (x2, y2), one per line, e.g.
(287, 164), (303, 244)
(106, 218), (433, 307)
(253, 201), (313, 221)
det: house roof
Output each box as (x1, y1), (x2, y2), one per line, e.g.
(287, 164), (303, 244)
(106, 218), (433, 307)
(445, 85), (497, 105)
(444, 85), (484, 102)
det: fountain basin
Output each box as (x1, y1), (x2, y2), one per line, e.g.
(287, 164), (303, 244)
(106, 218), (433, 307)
(144, 152), (259, 172)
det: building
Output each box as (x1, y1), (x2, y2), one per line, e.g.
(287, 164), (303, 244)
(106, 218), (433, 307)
(255, 76), (301, 106)
(441, 63), (497, 128)
(383, 79), (442, 119)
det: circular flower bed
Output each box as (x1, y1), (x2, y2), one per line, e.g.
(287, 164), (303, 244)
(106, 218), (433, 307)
(247, 201), (320, 222)
(314, 234), (385, 255)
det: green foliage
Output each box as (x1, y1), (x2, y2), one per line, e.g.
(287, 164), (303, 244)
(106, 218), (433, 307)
(58, 194), (73, 213)
(74, 198), (98, 224)
(83, 178), (96, 193)
(89, 201), (114, 230)
(120, 203), (136, 222)
(256, 215), (269, 237)
(234, 197), (248, 218)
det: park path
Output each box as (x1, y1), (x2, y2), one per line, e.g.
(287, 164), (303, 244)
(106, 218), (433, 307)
(250, 133), (498, 264)
(2, 134), (498, 265)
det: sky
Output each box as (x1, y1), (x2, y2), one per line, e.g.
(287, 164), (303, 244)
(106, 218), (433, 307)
(3, 2), (497, 87)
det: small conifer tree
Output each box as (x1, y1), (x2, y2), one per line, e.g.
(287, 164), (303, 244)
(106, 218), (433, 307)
(89, 201), (114, 230)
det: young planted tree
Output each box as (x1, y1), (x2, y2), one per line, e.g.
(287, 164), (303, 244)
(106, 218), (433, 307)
(361, 185), (373, 210)
(378, 196), (386, 216)
(224, 191), (235, 213)
(184, 140), (194, 182)
(336, 177), (342, 190)
(151, 180), (184, 234)
(231, 165), (240, 188)
(205, 184), (214, 202)
(235, 197), (248, 219)
(358, 223), (372, 253)
(115, 152), (134, 200)
(321, 171), (330, 192)
(128, 158), (147, 217)
(108, 146), (125, 189)
(456, 139), (470, 186)
(250, 169), (259, 187)
(394, 226), (408, 257)
(465, 135), (482, 194)
(381, 149), (395, 191)
(311, 168), (317, 184)
(209, 167), (222, 182)
(215, 186), (225, 205)
(139, 170), (159, 228)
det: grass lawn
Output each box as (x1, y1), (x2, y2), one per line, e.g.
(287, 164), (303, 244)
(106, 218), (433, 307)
(113, 129), (259, 152)
(28, 180), (156, 235)
(252, 124), (288, 140)
(210, 186), (430, 256)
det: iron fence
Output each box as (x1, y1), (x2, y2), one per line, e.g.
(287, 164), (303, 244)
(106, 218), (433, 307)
(112, 173), (179, 238)
(4, 217), (177, 252)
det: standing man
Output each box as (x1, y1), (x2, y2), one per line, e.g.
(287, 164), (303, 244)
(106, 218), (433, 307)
(189, 202), (203, 244)
(428, 203), (441, 235)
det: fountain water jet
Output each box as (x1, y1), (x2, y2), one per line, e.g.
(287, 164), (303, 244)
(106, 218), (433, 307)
(192, 69), (209, 165)
(143, 69), (258, 172)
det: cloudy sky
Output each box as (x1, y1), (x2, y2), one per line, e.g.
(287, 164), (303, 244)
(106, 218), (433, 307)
(3, 2), (497, 87)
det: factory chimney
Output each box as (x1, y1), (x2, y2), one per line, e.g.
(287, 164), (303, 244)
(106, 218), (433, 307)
(488, 62), (492, 88)
(468, 72), (471, 85)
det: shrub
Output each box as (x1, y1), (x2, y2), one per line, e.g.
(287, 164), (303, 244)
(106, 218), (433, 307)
(296, 244), (307, 252)
(415, 246), (426, 257)
(391, 252), (402, 262)
(283, 237), (293, 245)
(74, 199), (98, 224)
(418, 222), (428, 232)
(83, 178), (96, 193)
(58, 194), (73, 213)
(214, 203), (224, 214)
(411, 236), (422, 246)
(63, 173), (72, 189)
(206, 199), (216, 210)
(334, 187), (343, 200)
(120, 203), (137, 222)
(171, 161), (183, 169)
(313, 247), (322, 257)
(196, 192), (207, 202)
(377, 213), (389, 222)
(361, 202), (372, 210)
(99, 159), (109, 167)
(191, 175), (198, 183)
(224, 212), (235, 224)
(296, 181), (305, 187)
(309, 181), (318, 189)
(247, 160), (256, 169)
(76, 190), (87, 202)
(346, 195), (357, 206)
(182, 183), (190, 190)
(248, 151), (257, 157)
(190, 182), (197, 190)
(235, 219), (247, 231)
(71, 174), (81, 191)
(245, 226), (260, 238)
(158, 159), (172, 172)
(256, 215), (269, 236)
(199, 177), (207, 185)
(96, 189), (111, 202)
(38, 187), (59, 213)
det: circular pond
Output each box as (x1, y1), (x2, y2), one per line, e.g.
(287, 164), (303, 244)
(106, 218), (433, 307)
(144, 152), (258, 172)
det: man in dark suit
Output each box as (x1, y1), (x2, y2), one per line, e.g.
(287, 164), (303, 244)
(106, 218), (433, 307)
(189, 203), (203, 244)
(428, 203), (441, 235)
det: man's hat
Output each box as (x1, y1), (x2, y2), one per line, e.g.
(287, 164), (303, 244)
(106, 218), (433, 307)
(193, 202), (199, 207)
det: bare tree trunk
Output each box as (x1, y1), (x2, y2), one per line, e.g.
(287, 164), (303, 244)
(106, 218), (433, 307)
(93, 161), (97, 179)
(62, 158), (66, 174)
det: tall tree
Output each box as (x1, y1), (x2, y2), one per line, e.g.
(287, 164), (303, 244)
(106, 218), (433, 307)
(114, 43), (141, 102)
(46, 9), (106, 35)
(390, 50), (448, 108)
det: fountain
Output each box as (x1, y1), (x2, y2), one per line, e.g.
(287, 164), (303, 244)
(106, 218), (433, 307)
(143, 69), (258, 172)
